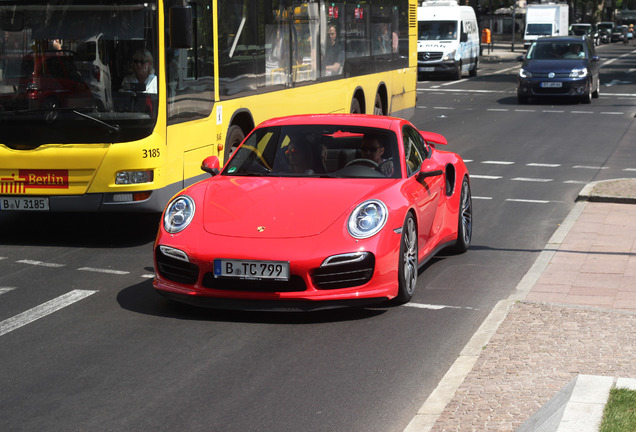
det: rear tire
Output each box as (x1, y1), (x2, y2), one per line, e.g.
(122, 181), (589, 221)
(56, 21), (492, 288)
(350, 98), (362, 114)
(374, 93), (384, 116)
(395, 213), (418, 304)
(451, 177), (472, 254)
(469, 59), (478, 77)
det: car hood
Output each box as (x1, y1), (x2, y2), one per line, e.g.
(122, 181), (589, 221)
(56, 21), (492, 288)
(523, 59), (588, 73)
(200, 176), (392, 239)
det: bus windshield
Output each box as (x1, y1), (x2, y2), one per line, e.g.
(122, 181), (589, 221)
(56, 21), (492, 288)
(0, 0), (158, 146)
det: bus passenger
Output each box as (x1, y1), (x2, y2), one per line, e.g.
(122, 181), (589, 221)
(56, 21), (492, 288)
(324, 24), (343, 75)
(121, 49), (157, 94)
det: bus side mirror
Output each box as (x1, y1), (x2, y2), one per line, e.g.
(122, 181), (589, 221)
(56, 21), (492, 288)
(169, 6), (193, 49)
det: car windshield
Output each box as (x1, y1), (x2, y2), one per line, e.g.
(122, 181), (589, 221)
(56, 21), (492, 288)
(528, 42), (586, 60)
(418, 21), (457, 41)
(224, 125), (401, 179)
(0, 0), (158, 146)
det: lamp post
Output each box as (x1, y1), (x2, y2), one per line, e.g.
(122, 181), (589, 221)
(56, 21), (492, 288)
(512, 1), (516, 51)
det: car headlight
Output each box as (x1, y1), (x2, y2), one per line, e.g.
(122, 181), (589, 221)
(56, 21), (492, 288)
(519, 68), (532, 78)
(570, 68), (588, 78)
(442, 50), (456, 61)
(163, 195), (195, 233)
(348, 200), (388, 239)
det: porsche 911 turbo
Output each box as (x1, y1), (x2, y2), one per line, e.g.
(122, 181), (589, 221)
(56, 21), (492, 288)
(153, 114), (471, 311)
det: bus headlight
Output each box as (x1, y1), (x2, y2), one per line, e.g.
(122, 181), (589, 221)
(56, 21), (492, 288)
(115, 170), (154, 184)
(163, 196), (196, 233)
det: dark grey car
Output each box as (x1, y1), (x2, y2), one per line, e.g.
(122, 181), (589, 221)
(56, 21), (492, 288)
(516, 36), (600, 104)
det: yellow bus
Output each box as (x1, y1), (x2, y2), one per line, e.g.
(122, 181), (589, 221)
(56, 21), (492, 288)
(0, 0), (417, 212)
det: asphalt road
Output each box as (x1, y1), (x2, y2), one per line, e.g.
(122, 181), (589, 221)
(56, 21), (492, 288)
(1, 42), (635, 432)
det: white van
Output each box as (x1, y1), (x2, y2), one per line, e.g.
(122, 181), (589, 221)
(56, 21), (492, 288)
(417, 0), (479, 80)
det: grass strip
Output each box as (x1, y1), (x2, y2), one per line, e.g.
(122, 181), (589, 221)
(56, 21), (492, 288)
(599, 387), (636, 432)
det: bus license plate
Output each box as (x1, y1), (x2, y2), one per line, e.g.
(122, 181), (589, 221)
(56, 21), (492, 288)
(540, 82), (562, 88)
(214, 259), (290, 281)
(0, 197), (49, 211)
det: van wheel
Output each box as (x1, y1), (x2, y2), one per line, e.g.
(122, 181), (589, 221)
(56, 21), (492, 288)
(453, 62), (462, 80)
(469, 60), (478, 77)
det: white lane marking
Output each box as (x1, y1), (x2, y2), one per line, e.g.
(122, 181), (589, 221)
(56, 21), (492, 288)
(0, 287), (16, 295)
(543, 110), (564, 113)
(623, 168), (636, 172)
(487, 108), (508, 112)
(470, 175), (502, 179)
(512, 177), (554, 182)
(16, 260), (65, 268)
(404, 302), (478, 311)
(141, 274), (155, 279)
(472, 196), (493, 200)
(571, 111), (594, 114)
(564, 180), (589, 184)
(601, 112), (624, 115)
(440, 79), (469, 86)
(506, 198), (550, 204)
(0, 257), (6, 260)
(482, 160), (514, 165)
(78, 267), (129, 275)
(573, 165), (608, 170)
(515, 109), (536, 112)
(0, 290), (97, 337)
(433, 106), (454, 110)
(527, 163), (561, 167)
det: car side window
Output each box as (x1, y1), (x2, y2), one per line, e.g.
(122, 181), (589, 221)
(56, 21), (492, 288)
(402, 126), (428, 177)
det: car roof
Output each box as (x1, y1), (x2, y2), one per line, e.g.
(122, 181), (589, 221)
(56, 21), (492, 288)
(257, 114), (404, 129)
(534, 36), (587, 43)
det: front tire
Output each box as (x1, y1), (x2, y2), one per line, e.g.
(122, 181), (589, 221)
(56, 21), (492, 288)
(396, 213), (418, 304)
(451, 177), (472, 253)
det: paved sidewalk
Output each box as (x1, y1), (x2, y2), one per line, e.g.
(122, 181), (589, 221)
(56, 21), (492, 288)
(405, 196), (636, 432)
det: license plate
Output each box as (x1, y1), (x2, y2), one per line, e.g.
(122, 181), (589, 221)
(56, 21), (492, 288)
(214, 259), (290, 281)
(540, 82), (562, 88)
(0, 197), (49, 211)
(420, 67), (435, 72)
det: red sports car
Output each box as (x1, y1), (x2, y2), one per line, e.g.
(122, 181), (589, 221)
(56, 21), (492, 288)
(153, 114), (472, 310)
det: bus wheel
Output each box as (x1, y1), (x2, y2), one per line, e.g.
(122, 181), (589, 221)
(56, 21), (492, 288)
(224, 125), (245, 164)
(374, 93), (384, 116)
(350, 98), (362, 114)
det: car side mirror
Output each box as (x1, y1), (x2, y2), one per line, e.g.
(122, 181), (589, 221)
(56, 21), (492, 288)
(591, 55), (600, 62)
(516, 55), (525, 62)
(417, 160), (444, 182)
(201, 156), (221, 176)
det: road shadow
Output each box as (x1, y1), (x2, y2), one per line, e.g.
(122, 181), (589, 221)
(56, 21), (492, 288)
(0, 212), (161, 248)
(117, 279), (388, 324)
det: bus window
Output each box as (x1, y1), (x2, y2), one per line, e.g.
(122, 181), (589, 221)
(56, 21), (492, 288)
(372, 5), (393, 56)
(218, 0), (267, 97)
(165, 0), (214, 124)
(292, 3), (319, 83)
(322, 3), (345, 77)
(344, 3), (369, 59)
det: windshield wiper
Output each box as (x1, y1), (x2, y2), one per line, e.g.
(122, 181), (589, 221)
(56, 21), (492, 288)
(71, 110), (120, 135)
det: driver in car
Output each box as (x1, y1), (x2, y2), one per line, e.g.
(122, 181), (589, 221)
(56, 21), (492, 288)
(360, 133), (394, 177)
